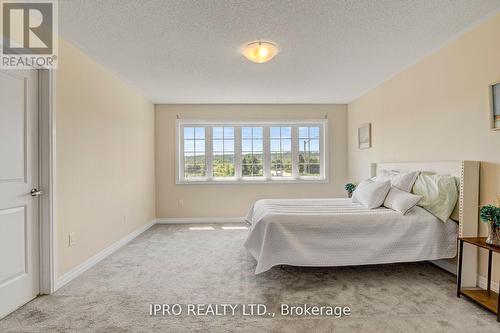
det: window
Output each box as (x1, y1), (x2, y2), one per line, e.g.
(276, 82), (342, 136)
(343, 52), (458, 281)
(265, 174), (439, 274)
(298, 126), (321, 177)
(242, 127), (264, 178)
(270, 126), (292, 178)
(177, 120), (327, 183)
(183, 127), (205, 179)
(212, 127), (235, 178)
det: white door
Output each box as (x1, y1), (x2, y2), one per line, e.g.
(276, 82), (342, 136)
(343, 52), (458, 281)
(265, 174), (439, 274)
(0, 69), (39, 319)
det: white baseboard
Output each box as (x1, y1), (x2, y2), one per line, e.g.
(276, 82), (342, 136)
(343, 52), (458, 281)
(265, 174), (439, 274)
(155, 217), (246, 224)
(54, 217), (243, 291)
(58, 218), (495, 296)
(429, 260), (499, 292)
(55, 219), (156, 291)
(429, 259), (457, 275)
(477, 275), (499, 293)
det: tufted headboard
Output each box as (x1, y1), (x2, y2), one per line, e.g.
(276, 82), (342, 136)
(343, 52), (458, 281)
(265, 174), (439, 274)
(370, 161), (480, 287)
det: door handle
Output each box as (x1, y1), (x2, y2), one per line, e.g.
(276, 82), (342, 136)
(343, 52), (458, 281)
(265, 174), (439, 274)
(30, 188), (42, 197)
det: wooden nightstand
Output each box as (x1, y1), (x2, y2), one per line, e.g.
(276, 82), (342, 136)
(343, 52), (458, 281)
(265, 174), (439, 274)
(457, 237), (499, 322)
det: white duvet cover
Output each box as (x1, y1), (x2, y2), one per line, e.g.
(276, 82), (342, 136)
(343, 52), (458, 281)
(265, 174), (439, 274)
(244, 198), (457, 274)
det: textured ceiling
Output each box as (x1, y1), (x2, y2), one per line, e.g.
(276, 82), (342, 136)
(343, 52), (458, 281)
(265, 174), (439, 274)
(59, 0), (500, 104)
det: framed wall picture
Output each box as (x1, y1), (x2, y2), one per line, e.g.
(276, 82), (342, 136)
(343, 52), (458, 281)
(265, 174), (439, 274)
(358, 123), (371, 149)
(491, 81), (500, 130)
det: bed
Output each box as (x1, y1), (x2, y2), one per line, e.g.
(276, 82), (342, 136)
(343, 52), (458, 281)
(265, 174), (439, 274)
(244, 161), (480, 282)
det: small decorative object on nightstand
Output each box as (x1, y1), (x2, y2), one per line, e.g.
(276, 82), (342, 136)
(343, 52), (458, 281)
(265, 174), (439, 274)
(345, 183), (356, 198)
(480, 203), (500, 246)
(457, 237), (500, 322)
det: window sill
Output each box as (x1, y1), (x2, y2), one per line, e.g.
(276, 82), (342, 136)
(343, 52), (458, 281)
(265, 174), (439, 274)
(176, 178), (328, 185)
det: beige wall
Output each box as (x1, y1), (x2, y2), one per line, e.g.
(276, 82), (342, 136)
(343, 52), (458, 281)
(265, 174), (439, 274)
(156, 104), (347, 218)
(56, 39), (156, 277)
(347, 14), (500, 283)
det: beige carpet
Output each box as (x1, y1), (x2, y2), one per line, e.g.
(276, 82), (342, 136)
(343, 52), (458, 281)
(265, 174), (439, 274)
(0, 224), (498, 332)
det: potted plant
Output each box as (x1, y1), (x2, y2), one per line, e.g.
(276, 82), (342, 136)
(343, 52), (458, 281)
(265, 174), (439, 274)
(345, 183), (356, 198)
(479, 203), (500, 247)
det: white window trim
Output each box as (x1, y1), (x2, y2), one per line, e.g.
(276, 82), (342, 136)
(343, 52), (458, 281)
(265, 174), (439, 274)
(175, 119), (329, 184)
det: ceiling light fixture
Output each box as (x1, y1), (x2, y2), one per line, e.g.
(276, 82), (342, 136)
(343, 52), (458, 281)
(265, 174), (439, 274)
(241, 41), (278, 63)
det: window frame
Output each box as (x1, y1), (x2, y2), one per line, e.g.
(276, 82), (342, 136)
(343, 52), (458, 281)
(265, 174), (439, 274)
(241, 126), (265, 179)
(176, 119), (328, 184)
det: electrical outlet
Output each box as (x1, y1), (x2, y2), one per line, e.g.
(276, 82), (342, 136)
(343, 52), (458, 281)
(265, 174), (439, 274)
(69, 232), (76, 247)
(178, 199), (184, 207)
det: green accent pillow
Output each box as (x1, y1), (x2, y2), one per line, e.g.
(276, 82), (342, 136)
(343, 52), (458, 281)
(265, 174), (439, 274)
(412, 172), (458, 223)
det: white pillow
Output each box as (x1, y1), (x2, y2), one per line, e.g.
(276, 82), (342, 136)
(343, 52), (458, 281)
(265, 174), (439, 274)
(352, 179), (391, 209)
(412, 172), (458, 223)
(383, 186), (422, 215)
(375, 170), (419, 192)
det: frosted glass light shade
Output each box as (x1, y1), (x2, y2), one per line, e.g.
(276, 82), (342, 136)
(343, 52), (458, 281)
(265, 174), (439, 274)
(241, 41), (278, 63)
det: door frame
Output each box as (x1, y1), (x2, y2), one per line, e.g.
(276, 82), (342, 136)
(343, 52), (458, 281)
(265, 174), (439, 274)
(38, 69), (56, 294)
(0, 49), (57, 295)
